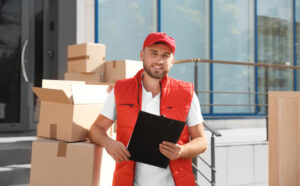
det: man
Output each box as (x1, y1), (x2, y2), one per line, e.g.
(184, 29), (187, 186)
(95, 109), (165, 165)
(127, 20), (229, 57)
(89, 32), (207, 186)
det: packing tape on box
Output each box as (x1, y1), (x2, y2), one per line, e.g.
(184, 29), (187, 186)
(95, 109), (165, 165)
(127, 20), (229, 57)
(50, 124), (57, 139)
(68, 55), (90, 62)
(113, 60), (116, 68)
(57, 142), (67, 157)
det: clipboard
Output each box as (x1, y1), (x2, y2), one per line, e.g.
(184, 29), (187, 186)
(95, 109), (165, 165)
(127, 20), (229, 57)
(127, 111), (186, 168)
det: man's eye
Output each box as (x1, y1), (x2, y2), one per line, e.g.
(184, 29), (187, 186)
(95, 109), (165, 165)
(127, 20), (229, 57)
(163, 55), (170, 58)
(151, 53), (157, 55)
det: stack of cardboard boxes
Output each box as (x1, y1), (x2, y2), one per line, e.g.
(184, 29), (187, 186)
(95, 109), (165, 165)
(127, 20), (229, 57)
(30, 42), (110, 186)
(30, 42), (144, 186)
(30, 80), (109, 186)
(64, 43), (143, 84)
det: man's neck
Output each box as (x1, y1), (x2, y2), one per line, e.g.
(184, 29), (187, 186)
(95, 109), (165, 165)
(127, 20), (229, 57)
(142, 72), (161, 98)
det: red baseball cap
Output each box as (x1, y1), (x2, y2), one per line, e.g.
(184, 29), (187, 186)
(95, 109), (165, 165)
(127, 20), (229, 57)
(143, 32), (176, 54)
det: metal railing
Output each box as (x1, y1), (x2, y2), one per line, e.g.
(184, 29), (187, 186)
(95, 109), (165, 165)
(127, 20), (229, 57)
(193, 122), (221, 186)
(175, 58), (300, 116)
(174, 58), (300, 186)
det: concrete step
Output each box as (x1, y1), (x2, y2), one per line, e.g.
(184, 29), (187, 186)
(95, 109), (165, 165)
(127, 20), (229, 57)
(0, 137), (36, 166)
(0, 135), (35, 185)
(0, 164), (31, 186)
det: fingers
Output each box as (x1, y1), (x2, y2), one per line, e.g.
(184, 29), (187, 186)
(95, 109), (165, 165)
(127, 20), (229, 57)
(117, 146), (131, 162)
(160, 141), (178, 150)
(106, 141), (131, 162)
(159, 147), (173, 160)
(159, 141), (182, 160)
(106, 85), (113, 93)
(114, 150), (128, 162)
(122, 147), (131, 158)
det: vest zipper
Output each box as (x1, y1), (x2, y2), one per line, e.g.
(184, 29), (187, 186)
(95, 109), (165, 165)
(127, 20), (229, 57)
(159, 82), (162, 114)
(137, 78), (140, 108)
(170, 165), (176, 185)
(132, 75), (139, 186)
(132, 162), (136, 186)
(161, 82), (176, 184)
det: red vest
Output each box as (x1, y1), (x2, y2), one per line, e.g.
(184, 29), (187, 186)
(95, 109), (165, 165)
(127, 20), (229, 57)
(113, 69), (196, 186)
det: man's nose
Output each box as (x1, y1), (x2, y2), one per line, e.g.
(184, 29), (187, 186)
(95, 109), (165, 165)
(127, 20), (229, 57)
(157, 55), (164, 64)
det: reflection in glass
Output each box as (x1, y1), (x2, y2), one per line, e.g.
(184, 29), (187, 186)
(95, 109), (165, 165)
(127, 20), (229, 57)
(257, 0), (293, 112)
(213, 0), (255, 113)
(97, 0), (156, 61)
(0, 0), (21, 123)
(161, 0), (210, 113)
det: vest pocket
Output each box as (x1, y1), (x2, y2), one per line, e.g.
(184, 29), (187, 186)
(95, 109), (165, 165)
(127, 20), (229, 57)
(163, 107), (189, 122)
(118, 104), (134, 106)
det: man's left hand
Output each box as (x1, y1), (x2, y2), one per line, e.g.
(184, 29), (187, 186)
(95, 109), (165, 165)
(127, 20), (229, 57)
(159, 141), (183, 160)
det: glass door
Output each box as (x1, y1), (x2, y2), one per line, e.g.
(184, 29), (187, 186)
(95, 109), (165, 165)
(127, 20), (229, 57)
(0, 0), (34, 131)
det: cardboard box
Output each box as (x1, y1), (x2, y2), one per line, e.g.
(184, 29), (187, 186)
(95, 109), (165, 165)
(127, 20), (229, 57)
(268, 91), (300, 186)
(68, 43), (105, 73)
(105, 60), (143, 83)
(64, 72), (104, 83)
(32, 80), (109, 142)
(30, 139), (102, 186)
(68, 61), (105, 73)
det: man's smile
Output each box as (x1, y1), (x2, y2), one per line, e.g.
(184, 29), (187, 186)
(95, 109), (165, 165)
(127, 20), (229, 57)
(152, 64), (163, 70)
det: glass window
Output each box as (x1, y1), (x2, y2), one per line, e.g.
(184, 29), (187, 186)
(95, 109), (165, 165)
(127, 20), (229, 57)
(296, 0), (300, 90)
(161, 0), (210, 113)
(213, 0), (255, 113)
(97, 0), (157, 61)
(0, 0), (21, 123)
(95, 0), (297, 116)
(257, 0), (293, 112)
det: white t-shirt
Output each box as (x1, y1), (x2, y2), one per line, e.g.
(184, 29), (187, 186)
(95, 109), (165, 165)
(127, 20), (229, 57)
(101, 83), (204, 186)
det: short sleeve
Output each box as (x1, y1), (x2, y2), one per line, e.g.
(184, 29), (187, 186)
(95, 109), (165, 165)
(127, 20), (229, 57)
(186, 92), (204, 127)
(100, 88), (117, 121)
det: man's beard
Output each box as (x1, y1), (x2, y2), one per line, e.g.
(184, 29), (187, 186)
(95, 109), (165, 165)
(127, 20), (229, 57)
(143, 62), (167, 79)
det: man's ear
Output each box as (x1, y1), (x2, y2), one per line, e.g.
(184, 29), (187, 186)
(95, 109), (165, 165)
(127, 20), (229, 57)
(172, 56), (175, 64)
(140, 50), (144, 61)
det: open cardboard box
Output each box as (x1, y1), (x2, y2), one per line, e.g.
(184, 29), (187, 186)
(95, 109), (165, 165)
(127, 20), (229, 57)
(30, 138), (102, 186)
(32, 80), (110, 142)
(67, 43), (106, 73)
(105, 60), (143, 83)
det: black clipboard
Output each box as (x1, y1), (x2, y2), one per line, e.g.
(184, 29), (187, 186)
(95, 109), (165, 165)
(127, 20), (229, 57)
(127, 111), (186, 168)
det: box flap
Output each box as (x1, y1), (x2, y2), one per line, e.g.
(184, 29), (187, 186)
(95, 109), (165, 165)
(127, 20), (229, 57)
(32, 87), (72, 104)
(71, 84), (109, 104)
(42, 79), (85, 88)
(42, 79), (86, 98)
(85, 82), (114, 86)
(125, 60), (143, 77)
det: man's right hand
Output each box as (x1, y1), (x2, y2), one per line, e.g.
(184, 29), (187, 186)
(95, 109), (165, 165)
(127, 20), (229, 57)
(105, 139), (131, 162)
(89, 114), (131, 163)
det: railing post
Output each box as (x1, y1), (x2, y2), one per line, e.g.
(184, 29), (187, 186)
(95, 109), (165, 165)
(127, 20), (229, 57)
(211, 133), (216, 186)
(193, 61), (199, 180)
(194, 61), (198, 92)
(265, 66), (269, 141)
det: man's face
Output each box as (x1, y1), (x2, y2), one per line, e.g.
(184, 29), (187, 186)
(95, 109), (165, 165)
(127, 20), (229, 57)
(140, 43), (174, 80)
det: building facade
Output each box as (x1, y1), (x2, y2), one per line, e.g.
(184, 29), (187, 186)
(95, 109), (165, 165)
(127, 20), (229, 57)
(0, 0), (299, 131)
(1, 0), (299, 185)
